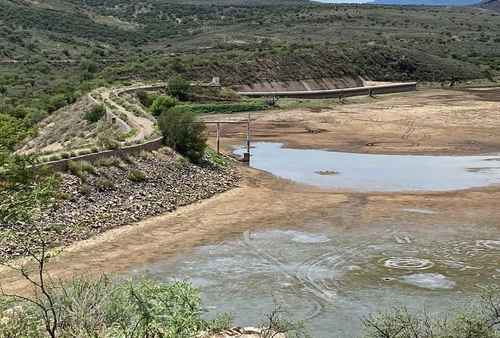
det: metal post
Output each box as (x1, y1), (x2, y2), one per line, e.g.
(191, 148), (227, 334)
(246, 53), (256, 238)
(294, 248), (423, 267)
(216, 122), (220, 154)
(247, 112), (251, 155)
(241, 112), (251, 163)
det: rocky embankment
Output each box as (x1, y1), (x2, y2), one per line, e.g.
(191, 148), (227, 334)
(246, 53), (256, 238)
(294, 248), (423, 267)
(0, 148), (239, 260)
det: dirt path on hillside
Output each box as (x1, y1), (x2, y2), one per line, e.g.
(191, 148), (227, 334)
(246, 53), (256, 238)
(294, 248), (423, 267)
(100, 86), (156, 142)
(203, 88), (500, 155)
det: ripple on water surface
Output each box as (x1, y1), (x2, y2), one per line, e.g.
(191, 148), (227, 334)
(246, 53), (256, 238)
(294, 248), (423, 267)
(476, 240), (500, 250)
(382, 257), (435, 270)
(130, 229), (500, 338)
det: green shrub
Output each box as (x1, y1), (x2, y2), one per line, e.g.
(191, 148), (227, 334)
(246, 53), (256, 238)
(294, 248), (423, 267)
(47, 94), (70, 113)
(84, 104), (106, 123)
(67, 160), (97, 178)
(94, 177), (115, 191)
(0, 113), (29, 151)
(205, 148), (229, 167)
(98, 133), (120, 150)
(167, 76), (191, 101)
(136, 90), (157, 108)
(159, 109), (207, 163)
(60, 152), (70, 159)
(122, 154), (135, 164)
(95, 156), (121, 168)
(150, 95), (176, 117)
(47, 154), (61, 162)
(90, 146), (99, 153)
(79, 184), (92, 195)
(0, 153), (58, 223)
(77, 149), (91, 156)
(0, 277), (219, 338)
(362, 287), (500, 338)
(127, 169), (146, 182)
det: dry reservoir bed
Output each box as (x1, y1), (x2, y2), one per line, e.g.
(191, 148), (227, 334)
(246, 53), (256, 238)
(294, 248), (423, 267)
(1, 88), (500, 337)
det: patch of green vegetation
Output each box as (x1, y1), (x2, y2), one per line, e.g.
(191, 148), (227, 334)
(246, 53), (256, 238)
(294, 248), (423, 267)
(170, 100), (267, 115)
(0, 153), (58, 223)
(127, 169), (146, 182)
(67, 160), (97, 179)
(94, 177), (115, 191)
(205, 148), (230, 167)
(83, 104), (106, 123)
(167, 76), (192, 101)
(95, 156), (123, 168)
(0, 114), (30, 151)
(150, 95), (177, 117)
(159, 109), (207, 163)
(362, 287), (500, 337)
(0, 275), (231, 338)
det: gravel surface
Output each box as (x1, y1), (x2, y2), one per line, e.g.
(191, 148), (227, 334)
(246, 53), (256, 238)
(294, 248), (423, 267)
(0, 148), (239, 260)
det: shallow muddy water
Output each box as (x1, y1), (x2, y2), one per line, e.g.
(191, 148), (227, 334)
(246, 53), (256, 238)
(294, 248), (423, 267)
(130, 224), (500, 337)
(126, 143), (500, 337)
(234, 143), (500, 191)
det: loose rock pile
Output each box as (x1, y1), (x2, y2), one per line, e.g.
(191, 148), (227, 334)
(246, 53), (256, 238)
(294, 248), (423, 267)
(0, 148), (239, 260)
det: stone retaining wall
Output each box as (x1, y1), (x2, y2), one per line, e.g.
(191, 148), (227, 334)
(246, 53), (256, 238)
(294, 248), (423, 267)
(37, 138), (163, 172)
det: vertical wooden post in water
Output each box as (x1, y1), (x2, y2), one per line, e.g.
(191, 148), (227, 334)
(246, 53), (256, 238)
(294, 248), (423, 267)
(216, 122), (220, 154)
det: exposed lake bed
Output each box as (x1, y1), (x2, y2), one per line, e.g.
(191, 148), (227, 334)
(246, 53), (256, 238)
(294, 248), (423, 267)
(2, 89), (500, 337)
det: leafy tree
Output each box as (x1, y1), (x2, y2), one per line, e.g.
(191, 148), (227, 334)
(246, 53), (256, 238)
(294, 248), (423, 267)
(167, 76), (191, 101)
(83, 104), (106, 123)
(136, 90), (156, 108)
(150, 95), (176, 116)
(158, 109), (207, 163)
(0, 152), (58, 223)
(0, 113), (28, 151)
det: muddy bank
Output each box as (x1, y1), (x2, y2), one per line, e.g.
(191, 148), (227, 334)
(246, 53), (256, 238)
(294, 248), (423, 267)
(0, 148), (239, 260)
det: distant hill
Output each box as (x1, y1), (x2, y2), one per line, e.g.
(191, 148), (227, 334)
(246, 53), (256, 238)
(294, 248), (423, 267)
(480, 0), (500, 12)
(372, 0), (478, 4)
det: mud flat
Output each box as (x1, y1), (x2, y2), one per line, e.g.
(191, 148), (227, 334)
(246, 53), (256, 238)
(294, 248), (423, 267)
(203, 87), (500, 156)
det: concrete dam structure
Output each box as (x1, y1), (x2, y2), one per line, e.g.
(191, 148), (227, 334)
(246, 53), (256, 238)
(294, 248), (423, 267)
(236, 77), (417, 99)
